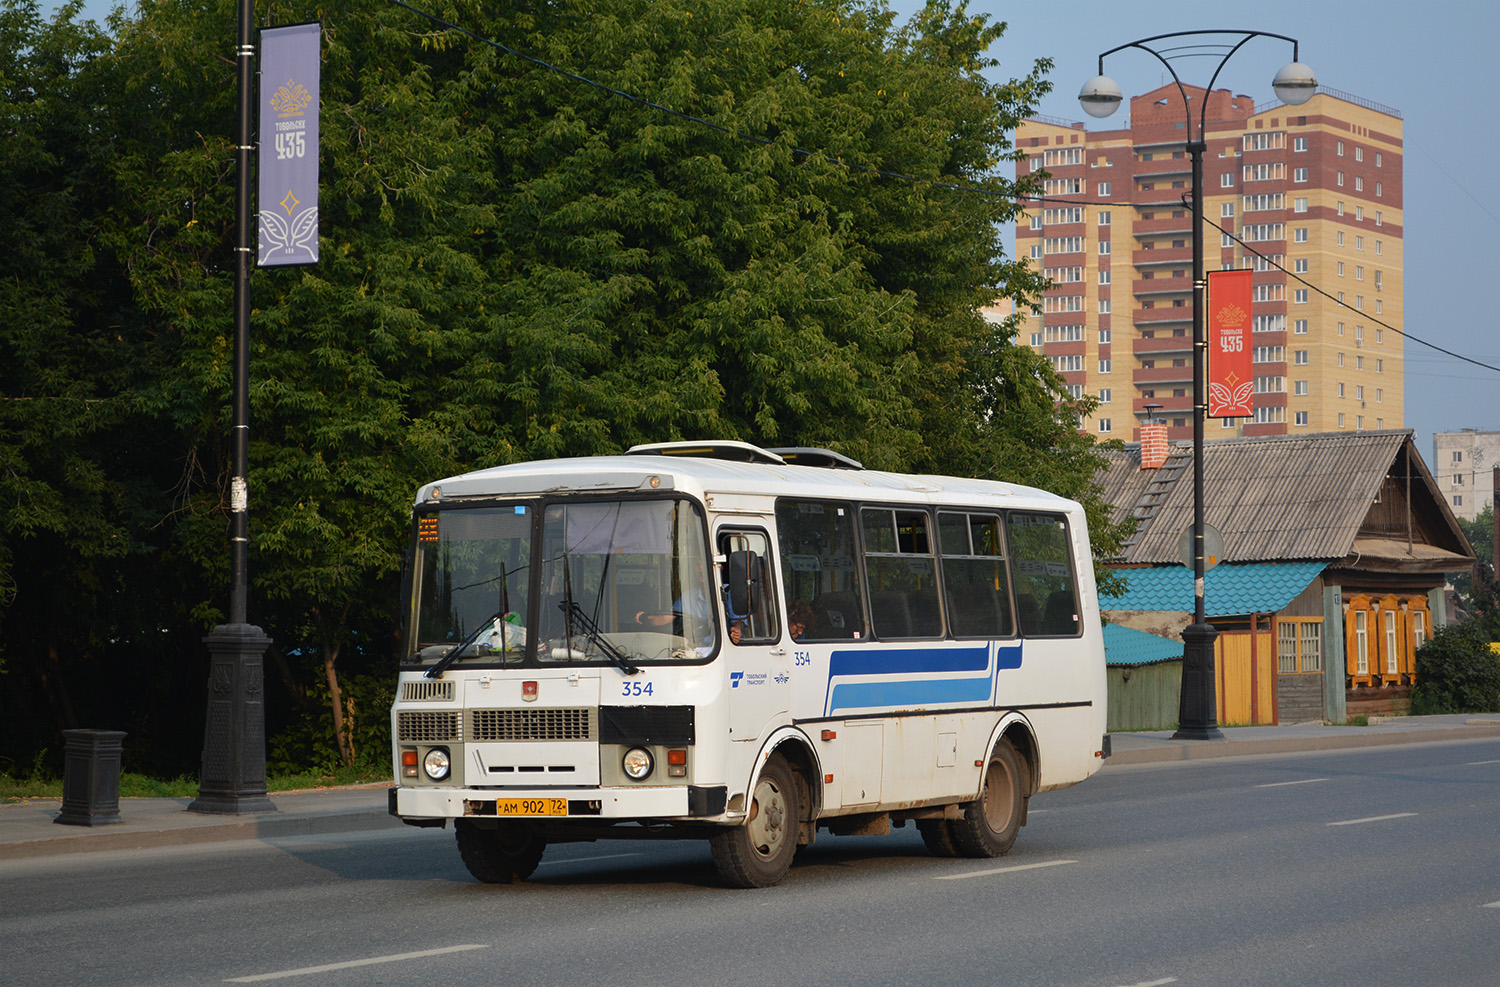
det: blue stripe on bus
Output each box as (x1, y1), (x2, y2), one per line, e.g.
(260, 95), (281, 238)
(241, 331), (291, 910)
(828, 645), (990, 677)
(996, 642), (1022, 670)
(830, 676), (995, 713)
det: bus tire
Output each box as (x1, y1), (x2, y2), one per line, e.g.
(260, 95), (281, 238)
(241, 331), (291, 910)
(710, 754), (799, 888)
(454, 819), (546, 884)
(917, 818), (961, 857)
(951, 738), (1026, 859)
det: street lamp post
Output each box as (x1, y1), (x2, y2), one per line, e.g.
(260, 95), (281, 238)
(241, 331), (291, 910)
(1079, 32), (1316, 740)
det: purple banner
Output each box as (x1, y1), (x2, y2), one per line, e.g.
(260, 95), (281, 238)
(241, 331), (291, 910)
(258, 23), (320, 266)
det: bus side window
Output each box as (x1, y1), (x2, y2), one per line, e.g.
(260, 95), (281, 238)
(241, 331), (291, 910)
(718, 530), (779, 644)
(938, 511), (1014, 638)
(862, 507), (941, 639)
(774, 499), (867, 642)
(1006, 512), (1081, 638)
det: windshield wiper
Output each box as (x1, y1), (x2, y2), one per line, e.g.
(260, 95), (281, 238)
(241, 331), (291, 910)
(425, 609), (504, 680)
(558, 601), (640, 675)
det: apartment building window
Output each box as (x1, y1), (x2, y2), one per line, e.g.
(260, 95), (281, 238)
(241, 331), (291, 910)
(1337, 141), (1345, 156)
(1097, 419), (1112, 433)
(1253, 406), (1286, 424)
(1338, 323), (1345, 336)
(1254, 375), (1285, 393)
(1099, 182), (1112, 196)
(1030, 215), (1043, 230)
(1338, 231), (1345, 246)
(1356, 236), (1364, 251)
(1295, 319), (1308, 334)
(1453, 473), (1464, 487)
(1294, 136), (1308, 152)
(1294, 228), (1308, 243)
(1295, 411), (1309, 426)
(1221, 172), (1234, 188)
(1455, 495), (1464, 507)
(1294, 196), (1308, 212)
(1295, 289), (1308, 304)
(1295, 380), (1308, 396)
(1098, 211), (1111, 226)
(1355, 266), (1364, 281)
(1356, 385), (1365, 401)
(1294, 168), (1308, 183)
(1099, 329), (1111, 344)
(1338, 353), (1345, 367)
(1294, 350), (1308, 365)
(1337, 171), (1345, 186)
(1354, 146), (1363, 162)
(1355, 176), (1364, 192)
(1375, 152), (1382, 167)
(1099, 388), (1112, 402)
(1377, 360), (1383, 373)
(1356, 205), (1364, 221)
(1030, 332), (1042, 346)
(1222, 203), (1235, 218)
(1338, 262), (1345, 277)
(1376, 388), (1383, 403)
(1337, 383), (1345, 398)
(1030, 245), (1043, 259)
(1337, 202), (1345, 217)
(1375, 328), (1383, 343)
(1046, 266), (1084, 283)
(1255, 346), (1287, 363)
(1357, 415), (1364, 430)
(1098, 299), (1111, 314)
(1356, 355), (1364, 370)
(1375, 211), (1382, 226)
(1375, 182), (1382, 197)
(1099, 359), (1112, 373)
(1356, 296), (1364, 310)
(1339, 413), (1346, 428)
(1043, 207), (1084, 224)
(1337, 292), (1345, 305)
(1098, 241), (1111, 255)
(1375, 239), (1383, 255)
(1374, 271), (1382, 290)
(1294, 259), (1308, 274)
(1098, 270), (1111, 285)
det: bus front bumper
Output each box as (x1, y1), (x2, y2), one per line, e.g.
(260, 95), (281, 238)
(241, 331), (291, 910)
(392, 784), (728, 821)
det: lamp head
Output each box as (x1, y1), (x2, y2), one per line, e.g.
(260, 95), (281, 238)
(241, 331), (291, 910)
(1272, 61), (1318, 105)
(1078, 75), (1123, 118)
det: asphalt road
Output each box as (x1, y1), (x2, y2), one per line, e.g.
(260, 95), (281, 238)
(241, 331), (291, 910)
(4, 739), (1497, 987)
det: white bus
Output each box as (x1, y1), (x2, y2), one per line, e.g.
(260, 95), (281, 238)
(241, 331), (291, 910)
(389, 441), (1109, 887)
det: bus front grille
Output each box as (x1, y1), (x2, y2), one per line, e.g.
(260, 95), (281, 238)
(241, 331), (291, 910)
(470, 707), (595, 742)
(401, 680), (456, 702)
(397, 709), (462, 743)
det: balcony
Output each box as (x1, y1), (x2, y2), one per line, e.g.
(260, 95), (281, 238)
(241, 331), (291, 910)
(1131, 217), (1192, 238)
(1133, 158), (1193, 178)
(1132, 334), (1192, 356)
(1133, 275), (1192, 297)
(1133, 394), (1191, 416)
(1133, 246), (1192, 267)
(1133, 365), (1193, 384)
(1133, 307), (1193, 326)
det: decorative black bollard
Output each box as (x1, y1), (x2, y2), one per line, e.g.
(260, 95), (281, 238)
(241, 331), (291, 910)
(187, 623), (277, 814)
(55, 729), (128, 826)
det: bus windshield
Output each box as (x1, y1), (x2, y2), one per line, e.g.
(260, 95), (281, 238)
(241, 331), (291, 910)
(408, 497), (717, 669)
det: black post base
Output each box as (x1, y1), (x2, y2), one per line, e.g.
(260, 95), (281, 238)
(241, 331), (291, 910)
(187, 623), (278, 815)
(55, 729), (128, 826)
(1173, 622), (1225, 741)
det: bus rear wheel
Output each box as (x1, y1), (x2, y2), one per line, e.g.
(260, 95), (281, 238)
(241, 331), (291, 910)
(710, 753), (799, 888)
(454, 819), (546, 883)
(951, 738), (1026, 858)
(917, 818), (961, 857)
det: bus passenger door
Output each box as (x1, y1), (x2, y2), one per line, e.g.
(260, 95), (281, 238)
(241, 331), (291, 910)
(718, 526), (789, 743)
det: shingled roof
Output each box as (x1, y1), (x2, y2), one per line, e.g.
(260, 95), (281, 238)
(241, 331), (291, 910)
(1098, 430), (1475, 572)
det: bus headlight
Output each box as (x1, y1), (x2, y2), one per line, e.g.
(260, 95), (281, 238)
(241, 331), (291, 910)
(622, 747), (654, 781)
(423, 747), (451, 781)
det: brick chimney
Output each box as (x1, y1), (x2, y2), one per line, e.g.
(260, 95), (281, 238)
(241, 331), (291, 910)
(1140, 422), (1169, 470)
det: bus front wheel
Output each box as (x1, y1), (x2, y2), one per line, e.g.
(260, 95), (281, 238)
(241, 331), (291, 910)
(951, 738), (1026, 858)
(710, 753), (799, 888)
(454, 819), (546, 884)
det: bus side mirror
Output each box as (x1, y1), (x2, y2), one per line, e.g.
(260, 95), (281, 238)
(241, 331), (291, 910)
(725, 550), (757, 619)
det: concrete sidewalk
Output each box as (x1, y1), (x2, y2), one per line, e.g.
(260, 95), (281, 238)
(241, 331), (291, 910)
(4, 715), (1498, 861)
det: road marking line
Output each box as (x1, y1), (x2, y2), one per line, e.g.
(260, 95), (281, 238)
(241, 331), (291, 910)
(1484, 900), (1500, 909)
(1112, 979), (1177, 987)
(541, 852), (641, 866)
(934, 859), (1077, 880)
(1256, 778), (1330, 788)
(1327, 812), (1417, 827)
(1467, 759), (1500, 766)
(226, 945), (489, 982)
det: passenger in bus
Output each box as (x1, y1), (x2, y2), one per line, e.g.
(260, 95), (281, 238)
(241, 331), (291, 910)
(728, 620), (743, 645)
(788, 600), (812, 641)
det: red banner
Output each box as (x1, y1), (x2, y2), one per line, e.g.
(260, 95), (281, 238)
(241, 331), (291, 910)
(1207, 269), (1254, 418)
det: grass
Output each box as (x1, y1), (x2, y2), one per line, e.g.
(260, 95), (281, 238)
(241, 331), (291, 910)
(0, 765), (391, 803)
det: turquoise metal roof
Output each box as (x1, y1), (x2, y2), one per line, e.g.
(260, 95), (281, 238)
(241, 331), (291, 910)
(1102, 623), (1184, 667)
(1101, 561), (1325, 616)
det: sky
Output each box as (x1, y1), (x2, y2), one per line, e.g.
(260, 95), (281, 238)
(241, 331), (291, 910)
(59, 0), (1500, 462)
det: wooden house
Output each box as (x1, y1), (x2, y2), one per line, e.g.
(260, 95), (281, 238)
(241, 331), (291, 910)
(1097, 430), (1476, 724)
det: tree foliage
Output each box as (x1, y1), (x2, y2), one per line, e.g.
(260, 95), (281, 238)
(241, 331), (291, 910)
(0, 0), (1128, 774)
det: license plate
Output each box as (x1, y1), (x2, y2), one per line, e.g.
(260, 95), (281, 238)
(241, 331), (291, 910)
(493, 797), (568, 817)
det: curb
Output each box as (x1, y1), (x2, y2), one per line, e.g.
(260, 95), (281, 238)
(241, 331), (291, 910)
(0, 806), (403, 862)
(1107, 724), (1500, 765)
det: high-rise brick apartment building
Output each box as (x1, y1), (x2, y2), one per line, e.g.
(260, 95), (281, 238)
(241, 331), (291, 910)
(1014, 85), (1403, 441)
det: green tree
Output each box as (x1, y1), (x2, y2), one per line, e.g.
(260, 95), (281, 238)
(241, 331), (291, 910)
(1452, 502), (1494, 612)
(1, 0), (1131, 772)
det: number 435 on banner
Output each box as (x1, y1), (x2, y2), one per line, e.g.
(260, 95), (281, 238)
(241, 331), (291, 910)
(1207, 269), (1254, 418)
